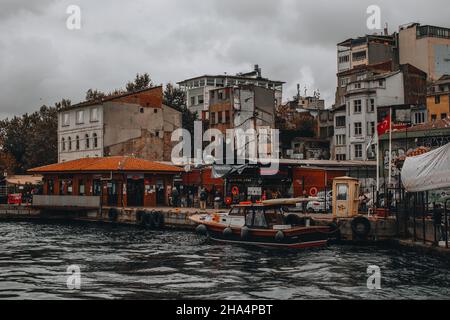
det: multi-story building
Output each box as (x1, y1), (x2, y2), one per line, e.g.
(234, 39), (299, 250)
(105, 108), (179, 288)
(399, 23), (450, 81)
(335, 64), (427, 161)
(335, 35), (398, 107)
(177, 65), (284, 116)
(427, 75), (450, 122)
(332, 104), (347, 161)
(58, 86), (181, 163)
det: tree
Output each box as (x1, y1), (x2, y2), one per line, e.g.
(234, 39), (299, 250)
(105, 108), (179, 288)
(163, 83), (197, 136)
(126, 73), (153, 92)
(85, 89), (106, 101)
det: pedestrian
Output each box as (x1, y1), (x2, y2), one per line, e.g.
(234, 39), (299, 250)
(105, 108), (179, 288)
(200, 188), (207, 210)
(171, 186), (179, 208)
(214, 190), (222, 209)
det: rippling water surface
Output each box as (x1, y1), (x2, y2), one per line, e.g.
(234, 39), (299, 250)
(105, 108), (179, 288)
(0, 221), (449, 300)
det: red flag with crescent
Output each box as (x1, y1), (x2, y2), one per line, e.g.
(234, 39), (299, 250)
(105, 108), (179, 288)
(377, 114), (391, 136)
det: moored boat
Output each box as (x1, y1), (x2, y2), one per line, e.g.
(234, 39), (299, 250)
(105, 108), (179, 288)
(190, 199), (335, 249)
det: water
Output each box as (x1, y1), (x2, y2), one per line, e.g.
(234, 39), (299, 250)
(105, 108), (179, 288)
(0, 221), (449, 300)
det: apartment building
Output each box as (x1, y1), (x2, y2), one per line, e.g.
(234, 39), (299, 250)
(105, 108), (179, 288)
(427, 75), (450, 122)
(399, 23), (450, 81)
(58, 86), (181, 163)
(177, 65), (284, 116)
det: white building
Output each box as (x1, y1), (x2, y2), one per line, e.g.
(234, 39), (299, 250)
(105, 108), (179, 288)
(58, 87), (181, 163)
(177, 65), (284, 117)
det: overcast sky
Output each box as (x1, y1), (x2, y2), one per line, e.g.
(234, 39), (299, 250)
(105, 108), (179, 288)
(0, 0), (449, 118)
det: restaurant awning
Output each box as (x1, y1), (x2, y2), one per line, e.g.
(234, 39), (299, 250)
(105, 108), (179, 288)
(402, 143), (450, 192)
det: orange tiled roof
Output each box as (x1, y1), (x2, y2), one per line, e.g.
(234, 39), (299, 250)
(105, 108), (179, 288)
(29, 157), (183, 174)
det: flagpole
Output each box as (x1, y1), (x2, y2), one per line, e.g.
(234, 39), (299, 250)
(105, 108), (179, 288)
(376, 132), (380, 192)
(388, 107), (392, 186)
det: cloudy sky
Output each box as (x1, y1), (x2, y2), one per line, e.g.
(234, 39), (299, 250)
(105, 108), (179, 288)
(0, 0), (449, 118)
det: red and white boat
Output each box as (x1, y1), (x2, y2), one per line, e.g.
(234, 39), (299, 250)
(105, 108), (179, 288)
(190, 199), (334, 249)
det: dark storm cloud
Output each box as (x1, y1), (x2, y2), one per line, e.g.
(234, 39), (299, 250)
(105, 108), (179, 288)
(0, 0), (449, 118)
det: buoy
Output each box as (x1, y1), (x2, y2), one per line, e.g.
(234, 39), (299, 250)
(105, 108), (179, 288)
(223, 227), (233, 238)
(309, 187), (319, 197)
(232, 186), (239, 196)
(275, 230), (285, 242)
(196, 224), (208, 235)
(241, 226), (250, 240)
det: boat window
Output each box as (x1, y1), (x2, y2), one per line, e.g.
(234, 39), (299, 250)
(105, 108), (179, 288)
(337, 184), (348, 201)
(245, 210), (253, 226)
(253, 209), (268, 228)
(265, 208), (283, 226)
(229, 207), (244, 216)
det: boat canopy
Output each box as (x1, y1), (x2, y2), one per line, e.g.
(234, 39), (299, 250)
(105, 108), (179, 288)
(402, 142), (450, 192)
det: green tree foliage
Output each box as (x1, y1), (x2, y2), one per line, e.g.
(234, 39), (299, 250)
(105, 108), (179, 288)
(0, 101), (65, 173)
(85, 89), (106, 101)
(126, 73), (153, 92)
(163, 83), (197, 136)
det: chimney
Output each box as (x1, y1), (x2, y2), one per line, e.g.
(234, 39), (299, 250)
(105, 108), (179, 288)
(384, 23), (389, 36)
(254, 64), (261, 78)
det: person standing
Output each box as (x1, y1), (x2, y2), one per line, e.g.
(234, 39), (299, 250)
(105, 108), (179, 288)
(171, 187), (179, 208)
(200, 188), (207, 210)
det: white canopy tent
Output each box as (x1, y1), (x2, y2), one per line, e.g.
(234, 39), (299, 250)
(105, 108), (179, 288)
(402, 143), (450, 192)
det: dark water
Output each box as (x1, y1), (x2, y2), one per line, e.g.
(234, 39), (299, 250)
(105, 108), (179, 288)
(0, 221), (449, 300)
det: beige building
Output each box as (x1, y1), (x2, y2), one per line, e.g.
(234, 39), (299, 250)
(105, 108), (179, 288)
(58, 86), (181, 163)
(399, 23), (450, 80)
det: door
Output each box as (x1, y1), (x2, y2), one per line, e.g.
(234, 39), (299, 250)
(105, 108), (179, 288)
(156, 180), (165, 206)
(336, 183), (349, 217)
(107, 181), (119, 206)
(127, 179), (144, 207)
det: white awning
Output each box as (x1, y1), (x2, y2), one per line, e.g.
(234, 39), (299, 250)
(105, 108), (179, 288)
(402, 143), (450, 192)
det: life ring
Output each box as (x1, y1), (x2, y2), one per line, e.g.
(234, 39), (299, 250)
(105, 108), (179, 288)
(108, 208), (119, 222)
(143, 210), (155, 229)
(153, 211), (165, 229)
(309, 187), (319, 197)
(232, 186), (239, 196)
(351, 216), (371, 239)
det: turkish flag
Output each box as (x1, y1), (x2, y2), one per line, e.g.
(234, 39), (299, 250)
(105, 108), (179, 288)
(377, 114), (391, 136)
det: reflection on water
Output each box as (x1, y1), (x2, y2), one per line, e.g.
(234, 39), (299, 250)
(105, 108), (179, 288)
(0, 221), (449, 300)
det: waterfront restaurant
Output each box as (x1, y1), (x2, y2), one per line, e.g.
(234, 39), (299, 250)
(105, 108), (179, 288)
(28, 157), (183, 208)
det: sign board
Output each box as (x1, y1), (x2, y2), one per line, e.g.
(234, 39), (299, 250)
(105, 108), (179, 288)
(248, 187), (262, 196)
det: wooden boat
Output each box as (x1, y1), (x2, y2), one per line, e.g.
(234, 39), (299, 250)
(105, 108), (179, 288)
(190, 200), (334, 249)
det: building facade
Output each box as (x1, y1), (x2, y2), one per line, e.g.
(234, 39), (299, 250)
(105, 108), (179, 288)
(399, 23), (450, 81)
(58, 87), (181, 163)
(427, 75), (450, 122)
(177, 65), (284, 116)
(335, 64), (427, 161)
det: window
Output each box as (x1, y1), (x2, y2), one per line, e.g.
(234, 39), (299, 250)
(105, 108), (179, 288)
(368, 144), (376, 159)
(63, 113), (70, 126)
(93, 133), (98, 148)
(218, 111), (223, 124)
(352, 50), (367, 61)
(367, 99), (375, 112)
(441, 113), (447, 119)
(206, 78), (215, 86)
(76, 110), (84, 124)
(354, 122), (362, 136)
(354, 144), (363, 158)
(337, 184), (348, 200)
(431, 114), (437, 121)
(378, 80), (385, 87)
(79, 180), (85, 196)
(218, 91), (224, 100)
(140, 107), (144, 113)
(415, 112), (425, 124)
(85, 134), (90, 149)
(47, 179), (55, 195)
(252, 209), (268, 228)
(225, 110), (231, 123)
(154, 108), (158, 114)
(354, 100), (362, 113)
(61, 138), (66, 151)
(210, 112), (215, 125)
(76, 136), (80, 150)
(190, 96), (196, 106)
(336, 134), (346, 146)
(435, 95), (441, 104)
(90, 108), (98, 122)
(336, 116), (346, 127)
(354, 83), (362, 89)
(336, 154), (346, 161)
(340, 78), (349, 87)
(68, 137), (72, 151)
(339, 55), (350, 64)
(198, 95), (204, 104)
(367, 122), (375, 136)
